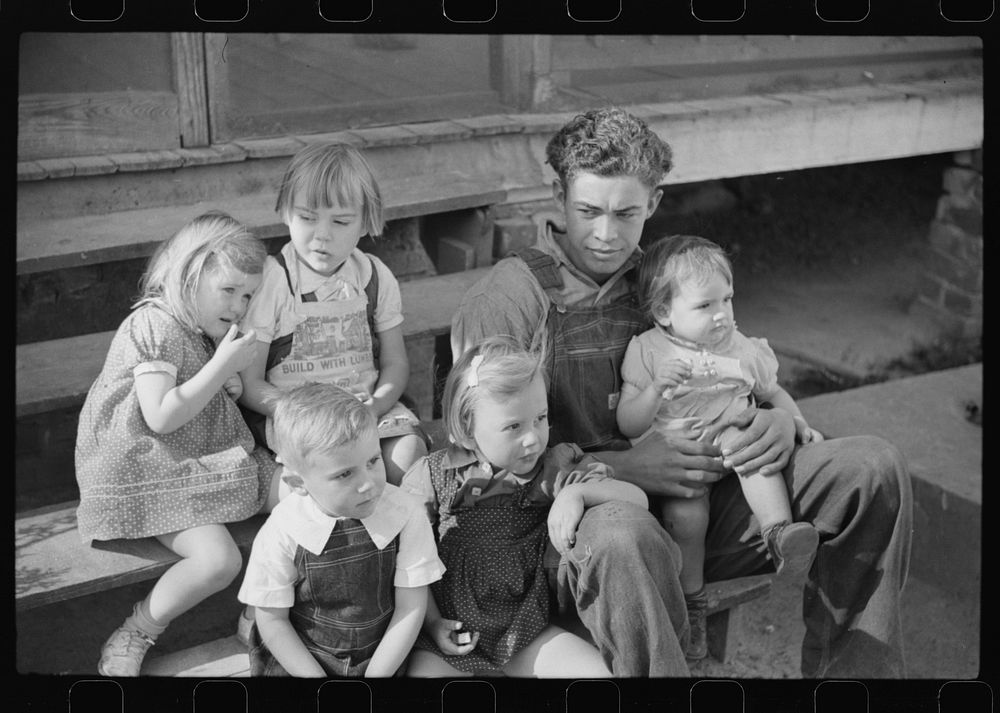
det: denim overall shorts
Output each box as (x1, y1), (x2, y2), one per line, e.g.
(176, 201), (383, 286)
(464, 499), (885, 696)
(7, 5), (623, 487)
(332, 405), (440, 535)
(249, 519), (399, 677)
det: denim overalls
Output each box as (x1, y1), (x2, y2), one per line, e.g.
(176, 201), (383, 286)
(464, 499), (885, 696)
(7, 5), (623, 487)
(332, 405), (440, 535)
(249, 519), (399, 677)
(517, 248), (649, 451)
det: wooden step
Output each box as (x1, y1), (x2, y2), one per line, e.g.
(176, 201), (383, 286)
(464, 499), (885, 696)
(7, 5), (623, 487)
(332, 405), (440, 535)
(15, 501), (267, 613)
(143, 635), (250, 677)
(16, 266), (490, 418)
(17, 171), (505, 275)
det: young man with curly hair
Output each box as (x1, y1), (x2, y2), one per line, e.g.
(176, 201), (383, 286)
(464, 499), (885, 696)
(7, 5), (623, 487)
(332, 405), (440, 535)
(451, 108), (912, 678)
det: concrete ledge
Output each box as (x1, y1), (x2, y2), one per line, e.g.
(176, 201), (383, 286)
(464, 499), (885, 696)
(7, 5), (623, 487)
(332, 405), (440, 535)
(799, 364), (982, 594)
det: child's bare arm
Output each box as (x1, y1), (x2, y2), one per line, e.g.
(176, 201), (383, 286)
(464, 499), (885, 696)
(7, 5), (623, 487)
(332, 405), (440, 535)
(365, 325), (410, 417)
(764, 386), (825, 443)
(616, 382), (661, 438)
(255, 606), (326, 677)
(135, 325), (257, 434)
(616, 359), (692, 438)
(547, 479), (648, 555)
(238, 340), (282, 417)
(364, 586), (428, 677)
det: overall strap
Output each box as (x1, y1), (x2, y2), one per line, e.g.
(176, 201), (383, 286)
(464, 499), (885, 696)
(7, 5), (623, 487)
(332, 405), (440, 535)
(364, 255), (380, 362)
(274, 251), (317, 303)
(515, 248), (564, 291)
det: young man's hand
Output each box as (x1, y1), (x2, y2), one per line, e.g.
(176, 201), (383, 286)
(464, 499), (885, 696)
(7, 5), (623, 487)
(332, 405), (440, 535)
(722, 406), (796, 476)
(598, 429), (727, 498)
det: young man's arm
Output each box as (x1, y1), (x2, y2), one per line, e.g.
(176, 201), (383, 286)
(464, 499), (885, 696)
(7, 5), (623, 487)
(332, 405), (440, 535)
(254, 606), (327, 677)
(364, 586), (427, 677)
(592, 407), (794, 496)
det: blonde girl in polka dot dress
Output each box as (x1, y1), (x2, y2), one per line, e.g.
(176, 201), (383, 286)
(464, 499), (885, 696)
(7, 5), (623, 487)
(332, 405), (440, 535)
(401, 336), (648, 677)
(75, 212), (282, 676)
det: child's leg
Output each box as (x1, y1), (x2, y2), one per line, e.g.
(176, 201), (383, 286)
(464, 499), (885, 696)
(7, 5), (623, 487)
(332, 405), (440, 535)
(659, 494), (710, 595)
(99, 523), (242, 676)
(381, 433), (428, 486)
(735, 468), (793, 533)
(405, 649), (473, 677)
(502, 625), (610, 678)
(148, 523), (244, 623)
(659, 494), (712, 661)
(720, 429), (818, 577)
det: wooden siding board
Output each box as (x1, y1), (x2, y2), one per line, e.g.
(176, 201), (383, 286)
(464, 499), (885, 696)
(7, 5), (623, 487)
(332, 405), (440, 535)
(19, 91), (181, 161)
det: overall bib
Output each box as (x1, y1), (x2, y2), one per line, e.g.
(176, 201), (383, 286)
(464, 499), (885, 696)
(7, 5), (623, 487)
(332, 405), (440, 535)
(518, 248), (649, 452)
(241, 252), (419, 447)
(248, 520), (399, 677)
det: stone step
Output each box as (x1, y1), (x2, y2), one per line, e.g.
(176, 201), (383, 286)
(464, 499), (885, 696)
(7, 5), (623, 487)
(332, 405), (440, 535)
(799, 363), (982, 595)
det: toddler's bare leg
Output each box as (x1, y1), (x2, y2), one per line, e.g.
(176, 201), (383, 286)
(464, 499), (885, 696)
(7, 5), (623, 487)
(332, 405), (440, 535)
(659, 493), (710, 595)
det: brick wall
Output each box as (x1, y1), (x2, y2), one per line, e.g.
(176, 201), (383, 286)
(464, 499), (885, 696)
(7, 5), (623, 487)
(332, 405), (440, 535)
(910, 150), (983, 340)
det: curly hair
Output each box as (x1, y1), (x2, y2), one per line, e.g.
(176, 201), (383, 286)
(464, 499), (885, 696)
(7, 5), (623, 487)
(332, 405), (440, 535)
(638, 235), (733, 322)
(545, 107), (674, 189)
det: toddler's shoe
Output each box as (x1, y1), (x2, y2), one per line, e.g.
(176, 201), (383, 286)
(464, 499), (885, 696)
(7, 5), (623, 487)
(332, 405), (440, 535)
(98, 624), (155, 676)
(764, 521), (819, 578)
(236, 606), (254, 647)
(684, 588), (709, 661)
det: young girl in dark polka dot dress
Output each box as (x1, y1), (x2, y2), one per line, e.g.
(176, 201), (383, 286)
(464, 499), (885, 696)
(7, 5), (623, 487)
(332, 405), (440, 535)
(401, 336), (648, 677)
(75, 212), (283, 676)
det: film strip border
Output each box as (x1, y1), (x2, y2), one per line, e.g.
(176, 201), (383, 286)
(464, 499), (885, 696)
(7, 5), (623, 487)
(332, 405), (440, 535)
(8, 0), (997, 30)
(15, 677), (995, 711)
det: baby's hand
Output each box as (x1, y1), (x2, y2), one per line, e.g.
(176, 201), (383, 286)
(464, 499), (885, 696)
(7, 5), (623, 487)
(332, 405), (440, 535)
(427, 617), (479, 656)
(652, 358), (693, 396)
(547, 488), (585, 556)
(794, 417), (825, 444)
(223, 374), (243, 401)
(213, 325), (258, 375)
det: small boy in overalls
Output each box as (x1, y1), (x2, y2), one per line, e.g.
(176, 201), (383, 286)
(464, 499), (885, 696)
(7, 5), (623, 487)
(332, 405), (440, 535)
(237, 383), (445, 677)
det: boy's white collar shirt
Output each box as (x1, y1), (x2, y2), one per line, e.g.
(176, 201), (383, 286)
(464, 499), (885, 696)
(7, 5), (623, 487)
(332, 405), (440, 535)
(280, 482), (415, 554)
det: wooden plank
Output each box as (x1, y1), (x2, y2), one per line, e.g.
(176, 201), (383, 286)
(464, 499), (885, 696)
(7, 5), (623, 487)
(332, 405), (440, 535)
(143, 635), (250, 677)
(549, 35), (981, 72)
(15, 505), (267, 612)
(16, 267), (491, 417)
(705, 575), (772, 613)
(171, 33), (210, 148)
(19, 91), (181, 161)
(215, 90), (506, 144)
(652, 80), (982, 185)
(16, 173), (505, 274)
(204, 33), (232, 146)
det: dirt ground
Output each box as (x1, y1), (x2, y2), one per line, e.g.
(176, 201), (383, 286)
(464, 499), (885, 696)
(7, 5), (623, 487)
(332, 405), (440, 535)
(16, 153), (982, 679)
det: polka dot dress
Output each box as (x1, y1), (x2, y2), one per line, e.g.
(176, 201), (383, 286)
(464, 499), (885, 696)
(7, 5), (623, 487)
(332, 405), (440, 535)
(75, 305), (276, 543)
(413, 450), (552, 673)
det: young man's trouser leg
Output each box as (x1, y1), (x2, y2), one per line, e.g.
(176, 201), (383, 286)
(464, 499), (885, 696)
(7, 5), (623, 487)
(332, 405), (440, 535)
(704, 435), (912, 678)
(555, 501), (692, 676)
